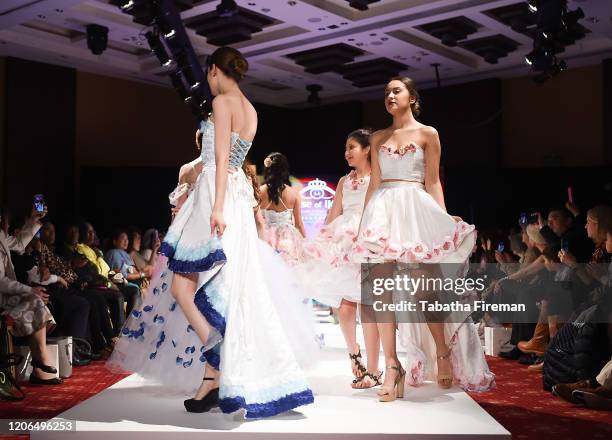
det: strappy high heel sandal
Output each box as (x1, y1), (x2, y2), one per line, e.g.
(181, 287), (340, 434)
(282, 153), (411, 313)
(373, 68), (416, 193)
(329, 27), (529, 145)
(352, 370), (383, 389)
(184, 378), (219, 413)
(437, 350), (453, 389)
(348, 347), (367, 383)
(378, 365), (406, 402)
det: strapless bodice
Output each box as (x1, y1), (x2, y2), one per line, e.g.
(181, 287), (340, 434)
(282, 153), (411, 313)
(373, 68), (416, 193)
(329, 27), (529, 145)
(200, 118), (252, 169)
(378, 142), (425, 182)
(262, 208), (294, 227)
(342, 173), (370, 215)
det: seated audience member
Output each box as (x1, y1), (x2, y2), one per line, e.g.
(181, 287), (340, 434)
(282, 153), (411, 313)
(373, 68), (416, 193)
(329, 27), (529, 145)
(495, 233), (525, 276)
(77, 221), (126, 336)
(104, 229), (142, 315)
(560, 205), (612, 287)
(0, 204), (61, 384)
(536, 203), (593, 263)
(34, 221), (93, 365)
(127, 228), (157, 280)
(77, 221), (111, 281)
(54, 221), (117, 354)
(140, 228), (161, 263)
(495, 224), (549, 361)
(545, 223), (612, 394)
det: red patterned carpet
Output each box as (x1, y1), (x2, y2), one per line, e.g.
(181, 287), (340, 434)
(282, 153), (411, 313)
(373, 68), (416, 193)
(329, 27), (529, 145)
(1, 356), (611, 440)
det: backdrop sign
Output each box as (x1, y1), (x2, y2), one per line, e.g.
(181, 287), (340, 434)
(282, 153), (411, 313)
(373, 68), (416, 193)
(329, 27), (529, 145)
(298, 178), (336, 239)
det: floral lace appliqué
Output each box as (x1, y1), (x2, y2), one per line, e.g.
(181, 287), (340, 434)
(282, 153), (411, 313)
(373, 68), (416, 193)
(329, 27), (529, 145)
(380, 143), (418, 158)
(347, 170), (369, 190)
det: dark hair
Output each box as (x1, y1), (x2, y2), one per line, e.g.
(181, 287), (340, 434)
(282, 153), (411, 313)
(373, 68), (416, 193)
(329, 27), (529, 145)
(142, 228), (159, 251)
(60, 219), (82, 244)
(243, 159), (261, 204)
(509, 233), (527, 255)
(548, 207), (574, 222)
(208, 46), (248, 82)
(78, 221), (92, 245)
(126, 227), (142, 253)
(263, 152), (290, 205)
(347, 128), (372, 161)
(389, 76), (421, 116)
(110, 228), (128, 243)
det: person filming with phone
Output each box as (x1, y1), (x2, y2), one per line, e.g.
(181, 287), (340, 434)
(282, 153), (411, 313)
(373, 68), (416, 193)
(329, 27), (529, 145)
(0, 198), (63, 385)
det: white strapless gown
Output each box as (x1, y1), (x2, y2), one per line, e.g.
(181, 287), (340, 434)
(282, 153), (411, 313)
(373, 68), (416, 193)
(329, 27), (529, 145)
(107, 119), (316, 418)
(354, 142), (495, 392)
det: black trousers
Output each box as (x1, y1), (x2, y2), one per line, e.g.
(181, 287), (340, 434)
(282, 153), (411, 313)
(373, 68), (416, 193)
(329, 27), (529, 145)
(95, 288), (125, 336)
(74, 289), (115, 351)
(47, 285), (90, 340)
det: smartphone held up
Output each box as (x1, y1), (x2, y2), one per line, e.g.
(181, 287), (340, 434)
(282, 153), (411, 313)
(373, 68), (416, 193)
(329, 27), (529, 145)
(33, 194), (46, 214)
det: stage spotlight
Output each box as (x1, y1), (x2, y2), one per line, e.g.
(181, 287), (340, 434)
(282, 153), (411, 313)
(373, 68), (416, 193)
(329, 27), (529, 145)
(86, 24), (108, 55)
(145, 31), (172, 67)
(119, 0), (136, 12)
(527, 0), (538, 14)
(157, 17), (176, 39)
(216, 0), (238, 18)
(525, 46), (553, 71)
(170, 70), (189, 101)
(306, 84), (322, 105)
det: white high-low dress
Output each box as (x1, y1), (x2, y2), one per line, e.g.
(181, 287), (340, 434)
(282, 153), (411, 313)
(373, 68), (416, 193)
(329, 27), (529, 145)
(354, 141), (495, 392)
(108, 118), (315, 418)
(298, 172), (370, 307)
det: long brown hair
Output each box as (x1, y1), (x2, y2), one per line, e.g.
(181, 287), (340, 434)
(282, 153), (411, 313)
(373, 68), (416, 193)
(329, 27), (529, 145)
(243, 160), (261, 204)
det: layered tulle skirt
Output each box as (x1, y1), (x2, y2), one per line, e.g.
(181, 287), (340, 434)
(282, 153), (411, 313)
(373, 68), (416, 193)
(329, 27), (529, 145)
(295, 211), (363, 308)
(108, 167), (315, 418)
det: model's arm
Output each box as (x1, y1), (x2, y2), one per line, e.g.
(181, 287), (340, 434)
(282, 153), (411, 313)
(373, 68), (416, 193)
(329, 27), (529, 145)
(211, 97), (232, 236)
(362, 131), (383, 212)
(5, 213), (42, 254)
(291, 189), (306, 237)
(324, 176), (345, 225)
(423, 126), (446, 212)
(258, 184), (268, 210)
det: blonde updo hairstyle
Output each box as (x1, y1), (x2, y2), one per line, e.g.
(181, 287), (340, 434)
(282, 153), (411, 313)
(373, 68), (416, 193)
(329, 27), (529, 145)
(390, 76), (421, 117)
(208, 46), (248, 82)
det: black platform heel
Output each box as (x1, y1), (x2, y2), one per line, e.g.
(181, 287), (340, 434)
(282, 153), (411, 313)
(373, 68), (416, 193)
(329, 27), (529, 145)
(184, 378), (220, 413)
(31, 358), (57, 375)
(29, 373), (62, 385)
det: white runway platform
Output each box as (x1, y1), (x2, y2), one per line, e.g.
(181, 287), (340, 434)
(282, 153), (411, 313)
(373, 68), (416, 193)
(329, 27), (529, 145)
(32, 323), (509, 440)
